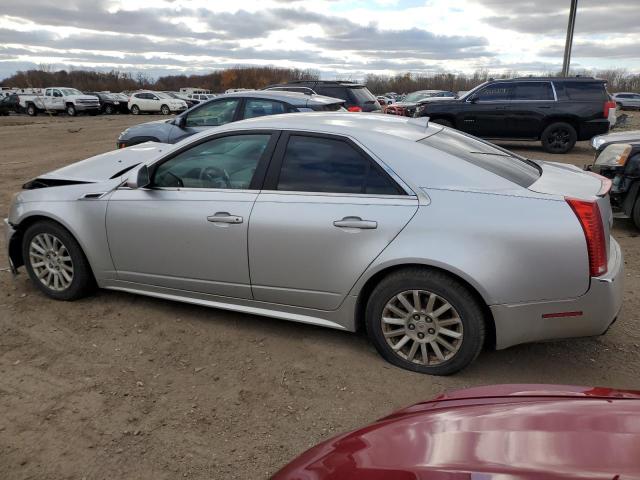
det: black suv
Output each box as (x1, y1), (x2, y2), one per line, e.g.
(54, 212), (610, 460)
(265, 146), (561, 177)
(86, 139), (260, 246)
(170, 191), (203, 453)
(265, 81), (382, 113)
(416, 77), (615, 153)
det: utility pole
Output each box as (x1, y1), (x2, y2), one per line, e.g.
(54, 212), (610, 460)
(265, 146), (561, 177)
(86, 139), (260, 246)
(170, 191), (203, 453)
(561, 0), (578, 77)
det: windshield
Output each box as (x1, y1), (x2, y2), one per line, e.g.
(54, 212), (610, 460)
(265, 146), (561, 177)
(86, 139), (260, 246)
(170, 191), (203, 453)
(60, 88), (83, 96)
(419, 128), (541, 187)
(404, 91), (435, 102)
(459, 82), (489, 100)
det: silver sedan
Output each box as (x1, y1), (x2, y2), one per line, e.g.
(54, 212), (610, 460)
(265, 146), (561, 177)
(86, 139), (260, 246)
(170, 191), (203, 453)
(5, 113), (624, 375)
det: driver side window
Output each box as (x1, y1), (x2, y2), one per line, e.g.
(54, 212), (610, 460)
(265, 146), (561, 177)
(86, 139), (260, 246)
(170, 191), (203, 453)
(185, 99), (239, 127)
(153, 134), (271, 190)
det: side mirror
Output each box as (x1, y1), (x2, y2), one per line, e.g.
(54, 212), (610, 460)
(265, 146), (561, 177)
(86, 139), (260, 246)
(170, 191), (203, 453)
(469, 96), (479, 104)
(176, 115), (187, 128)
(125, 164), (151, 189)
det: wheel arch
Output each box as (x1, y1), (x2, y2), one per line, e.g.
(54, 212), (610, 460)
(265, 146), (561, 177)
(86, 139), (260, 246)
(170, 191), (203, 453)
(540, 116), (579, 139)
(352, 262), (496, 349)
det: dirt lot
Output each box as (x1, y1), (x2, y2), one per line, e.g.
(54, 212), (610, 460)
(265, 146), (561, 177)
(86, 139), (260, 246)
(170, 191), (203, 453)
(1, 113), (639, 479)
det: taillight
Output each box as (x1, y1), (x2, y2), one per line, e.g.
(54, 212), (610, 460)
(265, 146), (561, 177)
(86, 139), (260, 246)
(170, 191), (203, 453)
(603, 100), (616, 118)
(347, 106), (362, 112)
(566, 198), (607, 277)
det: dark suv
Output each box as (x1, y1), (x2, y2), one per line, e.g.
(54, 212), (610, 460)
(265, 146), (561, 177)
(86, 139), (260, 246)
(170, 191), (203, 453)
(265, 81), (382, 113)
(416, 77), (615, 153)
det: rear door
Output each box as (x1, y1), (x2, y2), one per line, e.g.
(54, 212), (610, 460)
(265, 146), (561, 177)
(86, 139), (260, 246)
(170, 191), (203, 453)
(460, 82), (513, 137)
(508, 81), (556, 138)
(168, 98), (242, 143)
(248, 132), (418, 310)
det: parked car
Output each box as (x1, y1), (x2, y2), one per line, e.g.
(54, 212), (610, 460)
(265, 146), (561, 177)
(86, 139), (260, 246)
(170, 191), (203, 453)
(85, 92), (129, 114)
(7, 114), (622, 375)
(265, 80), (381, 112)
(271, 384), (640, 479)
(117, 90), (345, 148)
(612, 92), (640, 110)
(20, 87), (101, 116)
(127, 91), (188, 115)
(415, 77), (615, 153)
(376, 96), (394, 108)
(0, 93), (20, 115)
(385, 89), (456, 116)
(162, 92), (199, 108)
(586, 141), (640, 229)
(592, 129), (640, 157)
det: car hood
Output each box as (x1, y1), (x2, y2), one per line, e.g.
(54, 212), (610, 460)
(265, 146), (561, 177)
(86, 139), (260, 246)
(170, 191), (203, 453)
(592, 129), (640, 150)
(272, 384), (640, 479)
(32, 142), (169, 183)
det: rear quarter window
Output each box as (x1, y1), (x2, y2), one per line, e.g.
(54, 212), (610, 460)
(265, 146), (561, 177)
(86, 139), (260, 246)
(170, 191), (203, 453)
(347, 87), (376, 104)
(419, 128), (541, 188)
(555, 81), (607, 101)
(314, 87), (349, 102)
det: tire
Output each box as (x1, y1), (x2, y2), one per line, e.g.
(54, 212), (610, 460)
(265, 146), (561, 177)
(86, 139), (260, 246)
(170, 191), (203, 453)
(66, 104), (77, 117)
(632, 196), (640, 231)
(365, 268), (485, 375)
(21, 220), (96, 301)
(541, 122), (577, 154)
(104, 105), (114, 115)
(160, 104), (170, 115)
(26, 103), (37, 116)
(431, 118), (454, 128)
(131, 105), (140, 115)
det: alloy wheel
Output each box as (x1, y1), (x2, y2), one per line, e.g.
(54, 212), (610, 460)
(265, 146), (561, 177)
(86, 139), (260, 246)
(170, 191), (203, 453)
(381, 289), (463, 365)
(549, 128), (570, 151)
(29, 233), (74, 291)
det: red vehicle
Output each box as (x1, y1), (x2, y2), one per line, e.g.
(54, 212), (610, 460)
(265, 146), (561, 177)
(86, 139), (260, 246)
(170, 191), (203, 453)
(271, 384), (640, 479)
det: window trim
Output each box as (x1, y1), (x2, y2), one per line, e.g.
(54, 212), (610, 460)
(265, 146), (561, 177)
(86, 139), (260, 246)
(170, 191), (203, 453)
(262, 131), (408, 197)
(146, 129), (281, 191)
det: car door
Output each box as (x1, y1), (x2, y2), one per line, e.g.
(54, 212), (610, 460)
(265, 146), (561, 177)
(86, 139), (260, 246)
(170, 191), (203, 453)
(248, 132), (419, 311)
(167, 98), (242, 143)
(460, 82), (513, 137)
(507, 81), (556, 138)
(106, 131), (279, 299)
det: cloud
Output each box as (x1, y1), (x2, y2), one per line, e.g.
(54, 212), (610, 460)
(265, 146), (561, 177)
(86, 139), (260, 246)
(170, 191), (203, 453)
(540, 42), (640, 60)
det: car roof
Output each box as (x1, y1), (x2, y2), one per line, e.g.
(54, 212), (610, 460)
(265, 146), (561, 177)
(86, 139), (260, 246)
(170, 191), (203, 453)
(217, 90), (344, 106)
(499, 76), (606, 83)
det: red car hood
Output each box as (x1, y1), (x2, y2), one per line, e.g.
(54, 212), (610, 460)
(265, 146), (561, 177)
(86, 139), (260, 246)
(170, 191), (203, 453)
(271, 385), (640, 480)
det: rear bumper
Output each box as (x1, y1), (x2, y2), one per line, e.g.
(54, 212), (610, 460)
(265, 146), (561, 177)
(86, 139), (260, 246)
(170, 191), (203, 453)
(579, 119), (610, 141)
(492, 237), (624, 350)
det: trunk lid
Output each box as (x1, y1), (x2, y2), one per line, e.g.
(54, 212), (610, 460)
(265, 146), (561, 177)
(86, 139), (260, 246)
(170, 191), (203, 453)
(528, 160), (613, 258)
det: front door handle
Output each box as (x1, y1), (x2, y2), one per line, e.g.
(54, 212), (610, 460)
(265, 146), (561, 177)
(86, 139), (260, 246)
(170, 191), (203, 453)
(207, 212), (243, 224)
(333, 216), (377, 229)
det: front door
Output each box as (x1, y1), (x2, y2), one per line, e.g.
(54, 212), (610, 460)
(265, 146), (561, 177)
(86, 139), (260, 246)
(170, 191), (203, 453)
(459, 82), (513, 138)
(106, 131), (278, 299)
(248, 133), (419, 311)
(168, 98), (242, 143)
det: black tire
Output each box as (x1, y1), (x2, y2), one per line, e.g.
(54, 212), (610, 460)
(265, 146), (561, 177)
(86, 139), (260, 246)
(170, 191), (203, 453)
(104, 104), (114, 115)
(27, 103), (37, 116)
(632, 196), (640, 231)
(21, 220), (96, 301)
(131, 105), (140, 115)
(66, 104), (77, 117)
(431, 118), (454, 128)
(365, 268), (485, 375)
(541, 122), (577, 154)
(160, 104), (170, 115)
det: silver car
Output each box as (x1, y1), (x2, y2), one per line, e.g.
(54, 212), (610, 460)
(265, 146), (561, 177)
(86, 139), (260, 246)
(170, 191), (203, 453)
(613, 92), (640, 110)
(5, 113), (624, 375)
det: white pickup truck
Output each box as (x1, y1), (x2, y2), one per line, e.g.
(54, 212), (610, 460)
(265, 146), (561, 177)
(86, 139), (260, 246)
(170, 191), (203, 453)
(20, 87), (100, 116)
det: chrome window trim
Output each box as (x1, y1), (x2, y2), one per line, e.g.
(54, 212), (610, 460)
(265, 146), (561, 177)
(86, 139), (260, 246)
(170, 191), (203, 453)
(258, 190), (418, 200)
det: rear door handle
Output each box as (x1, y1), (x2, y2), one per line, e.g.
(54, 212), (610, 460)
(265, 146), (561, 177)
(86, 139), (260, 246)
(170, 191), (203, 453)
(207, 212), (243, 224)
(333, 216), (377, 229)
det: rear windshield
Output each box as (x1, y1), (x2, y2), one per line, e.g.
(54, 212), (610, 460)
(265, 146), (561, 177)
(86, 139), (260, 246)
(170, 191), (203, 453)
(312, 102), (346, 112)
(347, 87), (376, 104)
(419, 128), (541, 188)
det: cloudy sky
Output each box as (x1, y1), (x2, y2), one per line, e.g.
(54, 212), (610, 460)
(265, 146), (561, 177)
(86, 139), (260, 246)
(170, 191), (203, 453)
(1, 0), (638, 80)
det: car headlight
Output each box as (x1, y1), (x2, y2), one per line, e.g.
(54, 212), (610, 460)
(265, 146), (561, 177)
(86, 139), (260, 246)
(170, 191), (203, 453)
(591, 136), (606, 150)
(595, 143), (632, 167)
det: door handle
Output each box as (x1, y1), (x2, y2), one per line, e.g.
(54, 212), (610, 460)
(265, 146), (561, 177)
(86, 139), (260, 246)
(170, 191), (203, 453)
(207, 212), (243, 224)
(333, 216), (377, 229)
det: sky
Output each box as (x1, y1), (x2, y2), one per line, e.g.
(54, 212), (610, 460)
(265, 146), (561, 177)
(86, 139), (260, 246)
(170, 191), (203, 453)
(0, 0), (638, 81)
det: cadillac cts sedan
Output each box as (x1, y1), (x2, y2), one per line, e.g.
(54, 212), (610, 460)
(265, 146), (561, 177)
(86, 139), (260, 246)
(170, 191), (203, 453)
(5, 113), (623, 375)
(271, 384), (640, 478)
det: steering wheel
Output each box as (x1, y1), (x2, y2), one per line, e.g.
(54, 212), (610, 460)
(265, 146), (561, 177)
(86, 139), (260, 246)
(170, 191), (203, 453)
(199, 166), (231, 188)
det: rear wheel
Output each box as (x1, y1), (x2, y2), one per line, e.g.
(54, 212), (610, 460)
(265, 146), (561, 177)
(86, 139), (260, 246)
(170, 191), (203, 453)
(160, 104), (170, 115)
(541, 122), (577, 154)
(632, 196), (640, 231)
(131, 105), (140, 115)
(22, 221), (96, 301)
(26, 103), (37, 116)
(431, 118), (453, 128)
(365, 268), (485, 375)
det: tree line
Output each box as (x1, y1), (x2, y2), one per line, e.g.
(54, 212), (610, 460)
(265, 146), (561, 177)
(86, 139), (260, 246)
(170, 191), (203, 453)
(2, 65), (639, 94)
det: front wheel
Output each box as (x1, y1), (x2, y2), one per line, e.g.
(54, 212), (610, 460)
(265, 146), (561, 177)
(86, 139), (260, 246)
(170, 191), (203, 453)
(541, 122), (577, 154)
(365, 268), (485, 375)
(160, 104), (170, 115)
(104, 104), (114, 115)
(22, 221), (96, 301)
(632, 195), (640, 231)
(66, 104), (77, 116)
(131, 105), (140, 115)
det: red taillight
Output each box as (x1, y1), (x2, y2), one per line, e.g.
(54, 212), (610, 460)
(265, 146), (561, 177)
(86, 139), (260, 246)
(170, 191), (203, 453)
(347, 106), (362, 112)
(566, 198), (607, 277)
(603, 100), (616, 118)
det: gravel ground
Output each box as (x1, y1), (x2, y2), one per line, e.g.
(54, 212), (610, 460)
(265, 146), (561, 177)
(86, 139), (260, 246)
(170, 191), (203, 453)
(1, 113), (639, 480)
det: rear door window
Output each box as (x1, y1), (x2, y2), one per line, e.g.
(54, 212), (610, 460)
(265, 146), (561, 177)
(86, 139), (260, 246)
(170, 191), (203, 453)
(513, 82), (554, 101)
(276, 135), (402, 195)
(243, 99), (287, 119)
(418, 128), (541, 188)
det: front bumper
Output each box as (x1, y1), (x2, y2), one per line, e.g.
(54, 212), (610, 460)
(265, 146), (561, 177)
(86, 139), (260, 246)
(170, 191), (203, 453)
(75, 103), (101, 112)
(492, 237), (624, 350)
(4, 218), (18, 274)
